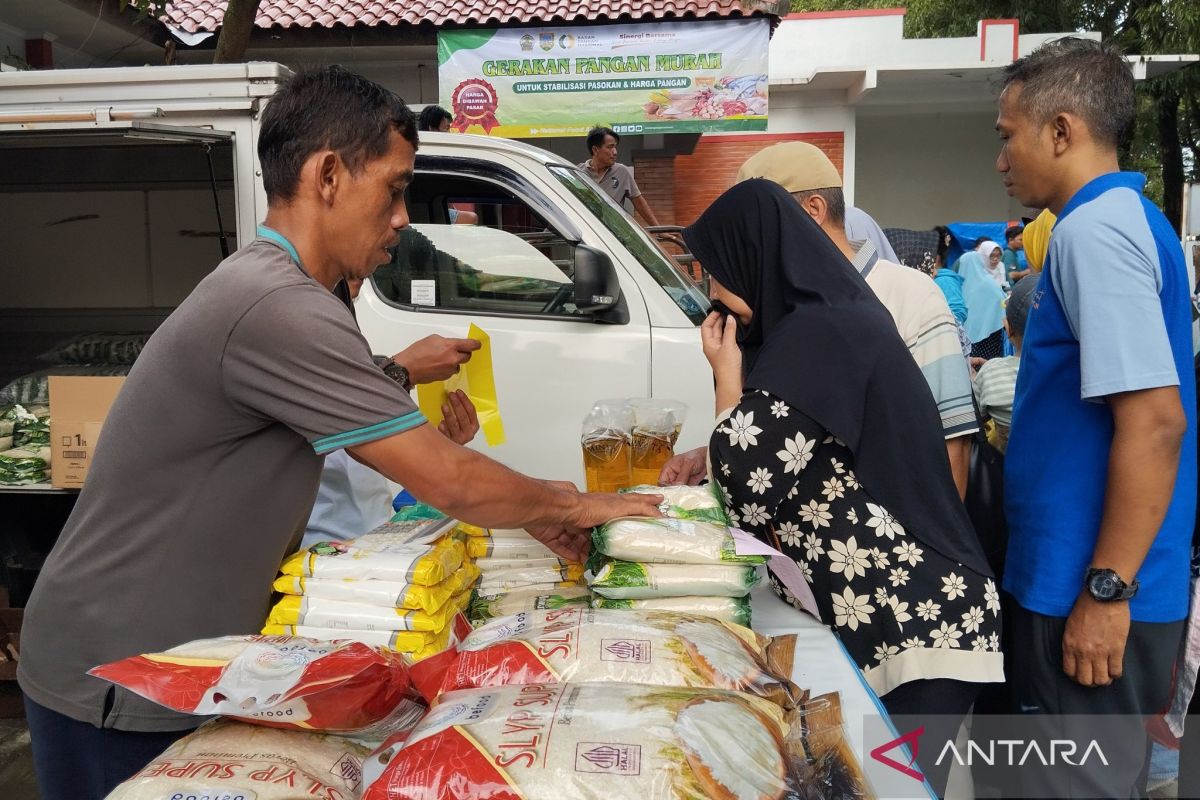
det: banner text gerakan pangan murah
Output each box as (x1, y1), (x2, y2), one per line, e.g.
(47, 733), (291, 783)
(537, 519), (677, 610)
(437, 19), (769, 138)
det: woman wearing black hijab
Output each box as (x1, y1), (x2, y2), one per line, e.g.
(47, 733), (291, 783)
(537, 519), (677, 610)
(686, 181), (1001, 794)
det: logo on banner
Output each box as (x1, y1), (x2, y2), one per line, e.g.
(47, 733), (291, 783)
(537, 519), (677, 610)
(870, 726), (925, 782)
(450, 79), (501, 133)
(539, 32), (555, 51)
(559, 34), (576, 49)
(520, 34), (534, 52)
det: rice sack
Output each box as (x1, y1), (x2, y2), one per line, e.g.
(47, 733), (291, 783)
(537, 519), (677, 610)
(422, 607), (798, 707)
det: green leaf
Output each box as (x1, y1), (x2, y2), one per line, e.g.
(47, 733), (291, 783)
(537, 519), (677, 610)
(438, 29), (498, 66)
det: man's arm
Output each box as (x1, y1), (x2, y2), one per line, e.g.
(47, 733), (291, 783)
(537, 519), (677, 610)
(1061, 385), (1187, 687)
(351, 424), (662, 559)
(945, 435), (969, 500)
(632, 194), (661, 228)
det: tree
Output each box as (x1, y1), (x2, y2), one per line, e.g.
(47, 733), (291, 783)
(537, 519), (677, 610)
(791, 0), (1199, 230)
(122, 0), (263, 63)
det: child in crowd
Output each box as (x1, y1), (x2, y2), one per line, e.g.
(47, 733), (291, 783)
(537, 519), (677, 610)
(974, 274), (1038, 452)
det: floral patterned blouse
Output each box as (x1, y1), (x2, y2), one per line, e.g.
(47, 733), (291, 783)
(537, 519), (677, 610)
(710, 390), (1004, 697)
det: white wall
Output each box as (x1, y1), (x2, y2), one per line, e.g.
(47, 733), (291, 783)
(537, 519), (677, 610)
(0, 188), (235, 308)
(854, 110), (1027, 229)
(767, 88), (857, 204)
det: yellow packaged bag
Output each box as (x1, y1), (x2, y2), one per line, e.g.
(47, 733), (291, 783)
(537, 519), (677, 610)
(272, 562), (480, 615)
(261, 623), (438, 654)
(266, 593), (461, 632)
(279, 537), (464, 586)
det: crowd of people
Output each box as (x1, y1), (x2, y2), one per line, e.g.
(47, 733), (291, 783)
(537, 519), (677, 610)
(9, 34), (1198, 800)
(658, 36), (1197, 799)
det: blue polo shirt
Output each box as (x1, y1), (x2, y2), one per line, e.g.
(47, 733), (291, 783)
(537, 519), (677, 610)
(1003, 172), (1196, 623)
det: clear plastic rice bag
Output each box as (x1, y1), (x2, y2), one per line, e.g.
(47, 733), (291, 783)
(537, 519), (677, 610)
(590, 595), (752, 628)
(593, 517), (765, 566)
(589, 559), (761, 600)
(621, 483), (728, 524)
(469, 585), (593, 622)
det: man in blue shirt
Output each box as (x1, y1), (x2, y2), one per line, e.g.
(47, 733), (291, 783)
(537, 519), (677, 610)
(997, 37), (1195, 797)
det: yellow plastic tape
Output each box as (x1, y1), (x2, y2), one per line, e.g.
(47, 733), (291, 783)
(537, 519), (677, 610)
(417, 324), (506, 447)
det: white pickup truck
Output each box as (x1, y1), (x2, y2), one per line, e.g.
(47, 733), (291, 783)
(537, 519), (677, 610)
(0, 62), (715, 486)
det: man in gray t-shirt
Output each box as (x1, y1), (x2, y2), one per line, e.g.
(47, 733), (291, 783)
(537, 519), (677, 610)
(18, 67), (661, 800)
(579, 126), (661, 227)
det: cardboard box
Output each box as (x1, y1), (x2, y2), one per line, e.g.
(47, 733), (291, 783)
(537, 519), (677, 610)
(49, 376), (125, 489)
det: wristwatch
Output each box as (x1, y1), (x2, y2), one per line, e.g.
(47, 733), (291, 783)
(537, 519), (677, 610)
(382, 359), (413, 391)
(1085, 568), (1139, 602)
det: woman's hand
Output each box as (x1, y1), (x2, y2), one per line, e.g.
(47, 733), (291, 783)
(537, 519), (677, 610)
(438, 390), (480, 445)
(701, 312), (741, 375)
(701, 312), (743, 412)
(659, 446), (708, 486)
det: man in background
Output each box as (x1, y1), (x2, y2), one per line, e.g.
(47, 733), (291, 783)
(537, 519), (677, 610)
(1002, 224), (1031, 284)
(579, 126), (661, 227)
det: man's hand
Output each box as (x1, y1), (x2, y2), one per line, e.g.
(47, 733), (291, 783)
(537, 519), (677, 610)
(525, 489), (663, 562)
(660, 446), (708, 486)
(1062, 593), (1131, 687)
(438, 390), (479, 445)
(392, 335), (481, 385)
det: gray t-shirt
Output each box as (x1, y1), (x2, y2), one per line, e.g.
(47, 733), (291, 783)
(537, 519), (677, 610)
(578, 159), (641, 212)
(18, 236), (423, 731)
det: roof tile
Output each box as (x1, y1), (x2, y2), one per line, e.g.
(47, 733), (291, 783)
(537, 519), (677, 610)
(162, 0), (783, 33)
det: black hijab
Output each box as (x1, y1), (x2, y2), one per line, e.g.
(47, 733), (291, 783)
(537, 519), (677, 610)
(684, 180), (990, 576)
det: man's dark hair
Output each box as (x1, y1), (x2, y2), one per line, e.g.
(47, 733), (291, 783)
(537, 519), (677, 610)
(258, 65), (418, 202)
(1005, 225), (1024, 243)
(791, 187), (845, 225)
(972, 235), (989, 249)
(418, 105), (453, 131)
(1000, 36), (1134, 149)
(586, 126), (618, 154)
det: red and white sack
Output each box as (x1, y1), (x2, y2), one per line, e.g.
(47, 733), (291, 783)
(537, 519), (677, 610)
(90, 635), (424, 737)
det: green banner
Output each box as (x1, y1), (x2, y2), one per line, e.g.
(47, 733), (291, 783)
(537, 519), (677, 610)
(438, 19), (769, 138)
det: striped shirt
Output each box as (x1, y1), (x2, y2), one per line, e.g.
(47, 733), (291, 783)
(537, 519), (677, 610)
(852, 240), (979, 438)
(973, 355), (1020, 428)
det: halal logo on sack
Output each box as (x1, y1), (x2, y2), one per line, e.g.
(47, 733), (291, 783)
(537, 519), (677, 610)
(575, 742), (642, 775)
(450, 79), (501, 134)
(601, 638), (651, 663)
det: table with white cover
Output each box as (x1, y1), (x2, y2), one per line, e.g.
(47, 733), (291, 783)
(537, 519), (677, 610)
(751, 582), (940, 800)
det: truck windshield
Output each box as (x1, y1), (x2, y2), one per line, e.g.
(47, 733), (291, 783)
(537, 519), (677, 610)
(548, 165), (708, 325)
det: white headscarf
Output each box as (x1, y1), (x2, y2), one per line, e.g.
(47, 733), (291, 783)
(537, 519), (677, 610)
(976, 240), (1007, 289)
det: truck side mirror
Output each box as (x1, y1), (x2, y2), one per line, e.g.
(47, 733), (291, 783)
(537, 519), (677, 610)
(573, 244), (621, 313)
